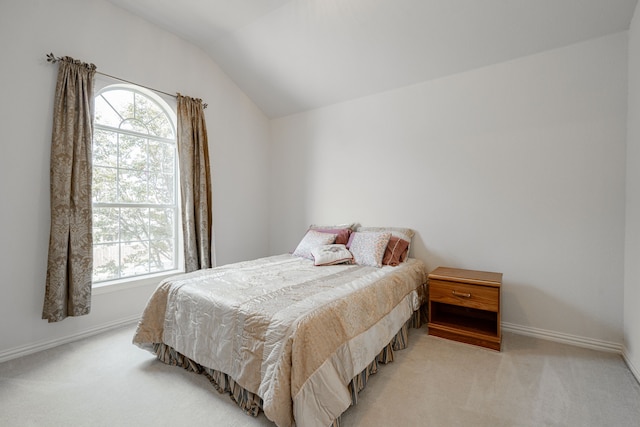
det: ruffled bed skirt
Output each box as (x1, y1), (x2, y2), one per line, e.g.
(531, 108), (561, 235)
(152, 307), (424, 427)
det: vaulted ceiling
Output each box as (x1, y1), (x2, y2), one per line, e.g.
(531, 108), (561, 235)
(107, 0), (638, 118)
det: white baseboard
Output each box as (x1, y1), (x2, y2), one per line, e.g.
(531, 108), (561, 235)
(622, 346), (640, 384)
(502, 322), (623, 354)
(0, 315), (140, 364)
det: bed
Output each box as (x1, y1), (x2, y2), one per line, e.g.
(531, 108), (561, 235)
(133, 227), (428, 427)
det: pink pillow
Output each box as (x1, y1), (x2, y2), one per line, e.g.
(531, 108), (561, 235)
(311, 228), (352, 245)
(382, 236), (410, 266)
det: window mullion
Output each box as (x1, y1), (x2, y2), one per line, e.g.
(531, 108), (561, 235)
(95, 124), (174, 144)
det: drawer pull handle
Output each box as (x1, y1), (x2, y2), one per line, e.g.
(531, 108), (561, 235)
(452, 290), (471, 298)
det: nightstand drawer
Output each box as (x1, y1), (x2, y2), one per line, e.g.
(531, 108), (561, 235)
(429, 280), (499, 312)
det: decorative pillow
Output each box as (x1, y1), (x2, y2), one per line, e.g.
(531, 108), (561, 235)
(346, 232), (356, 249)
(310, 227), (352, 245)
(356, 226), (414, 261)
(292, 230), (337, 259)
(348, 231), (392, 267)
(311, 244), (354, 266)
(382, 236), (410, 266)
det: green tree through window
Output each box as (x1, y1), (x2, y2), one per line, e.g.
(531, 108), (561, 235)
(92, 85), (178, 282)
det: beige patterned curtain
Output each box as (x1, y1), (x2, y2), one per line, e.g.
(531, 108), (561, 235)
(43, 57), (96, 323)
(177, 94), (213, 272)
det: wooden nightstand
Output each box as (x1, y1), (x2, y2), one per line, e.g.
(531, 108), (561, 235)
(427, 267), (502, 351)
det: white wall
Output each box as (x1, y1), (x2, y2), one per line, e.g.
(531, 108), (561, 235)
(625, 4), (640, 380)
(0, 0), (270, 359)
(270, 33), (628, 347)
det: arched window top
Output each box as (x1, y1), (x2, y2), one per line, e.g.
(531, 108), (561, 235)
(95, 85), (175, 140)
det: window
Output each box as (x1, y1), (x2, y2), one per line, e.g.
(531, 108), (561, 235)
(92, 85), (179, 283)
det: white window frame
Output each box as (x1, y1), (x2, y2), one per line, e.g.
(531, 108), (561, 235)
(91, 78), (184, 293)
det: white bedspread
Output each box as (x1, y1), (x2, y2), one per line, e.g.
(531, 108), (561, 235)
(133, 254), (427, 427)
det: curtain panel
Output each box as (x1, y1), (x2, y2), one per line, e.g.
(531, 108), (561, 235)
(43, 57), (96, 323)
(177, 94), (213, 272)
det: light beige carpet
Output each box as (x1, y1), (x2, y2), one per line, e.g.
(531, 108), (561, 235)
(0, 325), (638, 426)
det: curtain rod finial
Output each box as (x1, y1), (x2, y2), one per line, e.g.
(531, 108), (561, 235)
(46, 53), (59, 63)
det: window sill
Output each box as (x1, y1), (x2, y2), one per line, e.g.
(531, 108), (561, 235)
(92, 270), (184, 295)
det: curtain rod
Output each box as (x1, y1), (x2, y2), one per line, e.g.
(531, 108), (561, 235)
(46, 53), (207, 109)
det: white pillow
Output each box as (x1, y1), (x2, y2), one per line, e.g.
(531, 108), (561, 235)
(349, 231), (392, 267)
(292, 230), (337, 259)
(311, 244), (354, 266)
(356, 226), (415, 261)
